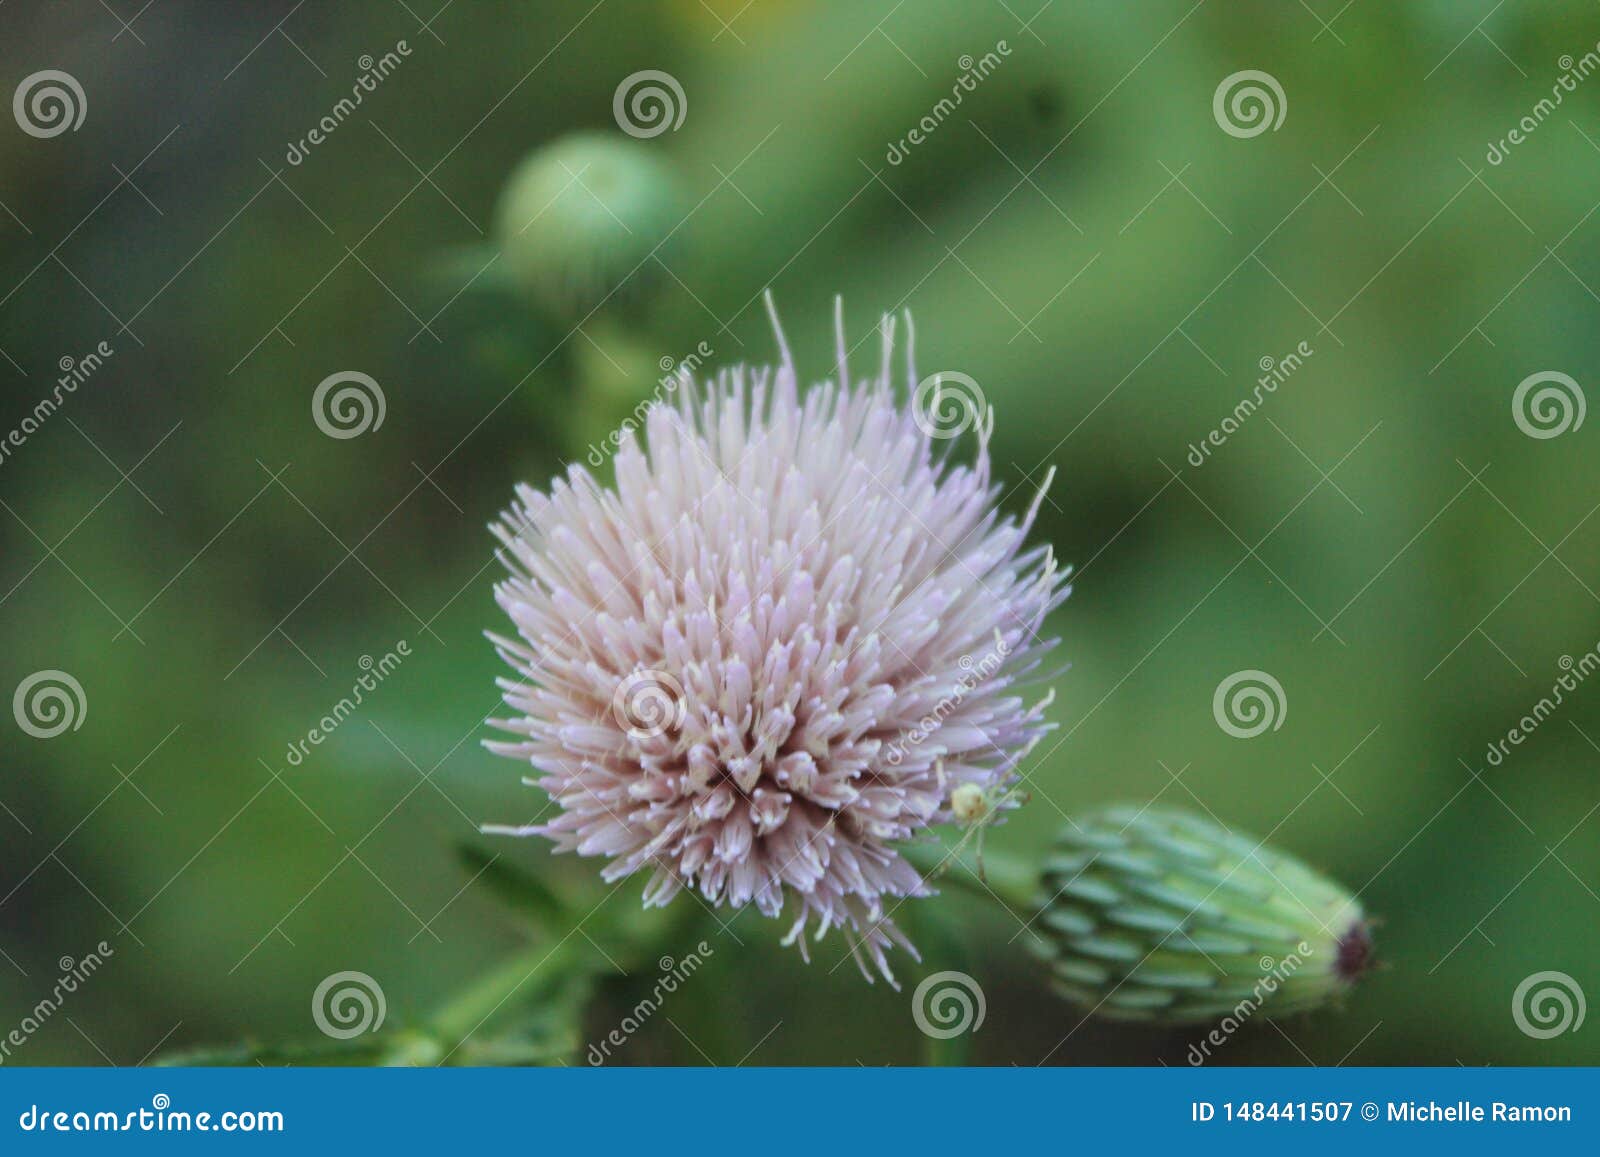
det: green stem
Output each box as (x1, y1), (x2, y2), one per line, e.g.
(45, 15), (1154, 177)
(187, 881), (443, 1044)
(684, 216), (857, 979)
(396, 898), (697, 1065)
(428, 936), (588, 1045)
(367, 936), (596, 1066)
(902, 842), (1036, 912)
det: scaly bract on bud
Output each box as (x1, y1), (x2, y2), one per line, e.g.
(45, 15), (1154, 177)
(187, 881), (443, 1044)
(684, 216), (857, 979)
(1033, 804), (1371, 1022)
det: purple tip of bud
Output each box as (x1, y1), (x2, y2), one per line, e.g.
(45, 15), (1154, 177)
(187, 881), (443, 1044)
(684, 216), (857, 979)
(1335, 920), (1375, 984)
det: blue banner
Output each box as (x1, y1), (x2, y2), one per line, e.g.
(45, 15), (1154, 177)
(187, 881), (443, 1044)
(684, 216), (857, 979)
(1, 1068), (1594, 1151)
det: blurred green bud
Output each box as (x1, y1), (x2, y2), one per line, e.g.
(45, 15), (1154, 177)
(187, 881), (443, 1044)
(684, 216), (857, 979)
(493, 132), (686, 320)
(1033, 804), (1371, 1023)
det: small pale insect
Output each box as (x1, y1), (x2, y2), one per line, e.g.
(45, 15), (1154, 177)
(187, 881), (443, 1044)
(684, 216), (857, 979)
(944, 778), (1030, 883)
(949, 783), (989, 824)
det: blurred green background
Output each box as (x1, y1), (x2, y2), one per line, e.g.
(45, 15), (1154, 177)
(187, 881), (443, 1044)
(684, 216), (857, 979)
(3, 0), (1599, 1066)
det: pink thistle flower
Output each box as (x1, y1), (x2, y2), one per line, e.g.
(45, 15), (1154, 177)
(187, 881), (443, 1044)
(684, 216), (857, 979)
(485, 298), (1067, 983)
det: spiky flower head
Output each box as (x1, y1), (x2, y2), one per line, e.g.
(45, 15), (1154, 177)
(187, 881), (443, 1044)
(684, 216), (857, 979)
(1034, 804), (1372, 1022)
(493, 132), (685, 319)
(486, 299), (1067, 982)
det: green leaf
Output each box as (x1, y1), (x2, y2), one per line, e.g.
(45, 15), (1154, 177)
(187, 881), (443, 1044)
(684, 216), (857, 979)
(456, 843), (570, 933)
(154, 1034), (400, 1067)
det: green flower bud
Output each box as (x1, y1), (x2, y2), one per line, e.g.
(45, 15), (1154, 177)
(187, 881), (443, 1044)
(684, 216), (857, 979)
(1033, 804), (1371, 1023)
(493, 132), (686, 320)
